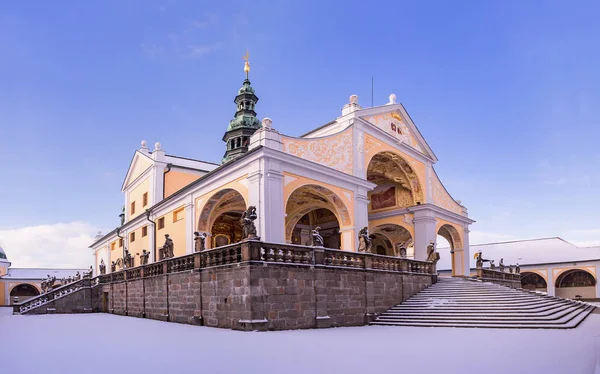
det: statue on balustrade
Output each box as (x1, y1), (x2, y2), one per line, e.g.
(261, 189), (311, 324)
(111, 261), (116, 272)
(515, 263), (520, 274)
(140, 249), (150, 265)
(75, 272), (81, 281)
(194, 232), (207, 252)
(99, 259), (106, 275)
(426, 241), (440, 265)
(123, 250), (133, 268)
(46, 276), (56, 291)
(159, 234), (174, 260)
(499, 258), (505, 272)
(490, 260), (495, 269)
(475, 251), (490, 268)
(357, 227), (372, 252)
(509, 265), (514, 274)
(399, 247), (407, 259)
(85, 266), (93, 278)
(241, 206), (258, 240)
(311, 226), (324, 247)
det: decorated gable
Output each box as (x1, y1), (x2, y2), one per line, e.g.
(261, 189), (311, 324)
(122, 152), (153, 191)
(281, 127), (353, 174)
(361, 111), (426, 155)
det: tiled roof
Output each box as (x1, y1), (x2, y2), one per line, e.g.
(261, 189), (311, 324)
(437, 237), (600, 270)
(1, 268), (88, 280)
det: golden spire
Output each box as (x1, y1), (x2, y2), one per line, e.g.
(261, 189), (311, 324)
(243, 49), (250, 79)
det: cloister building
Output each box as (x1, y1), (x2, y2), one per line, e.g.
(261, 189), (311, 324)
(90, 65), (474, 278)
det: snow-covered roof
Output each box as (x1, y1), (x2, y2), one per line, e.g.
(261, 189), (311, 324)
(1, 268), (88, 280)
(437, 237), (600, 270)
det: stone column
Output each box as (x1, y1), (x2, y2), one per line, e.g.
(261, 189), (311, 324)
(412, 213), (437, 261)
(461, 226), (471, 276)
(263, 169), (285, 244)
(546, 268), (555, 296)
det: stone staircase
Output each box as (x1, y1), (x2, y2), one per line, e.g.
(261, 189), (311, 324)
(371, 277), (596, 329)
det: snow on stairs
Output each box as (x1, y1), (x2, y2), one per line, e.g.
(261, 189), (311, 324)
(371, 277), (596, 329)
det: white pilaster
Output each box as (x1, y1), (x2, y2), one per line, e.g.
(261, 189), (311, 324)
(185, 199), (194, 254)
(547, 268), (555, 296)
(413, 212), (437, 261)
(247, 164), (264, 239)
(462, 226), (471, 276)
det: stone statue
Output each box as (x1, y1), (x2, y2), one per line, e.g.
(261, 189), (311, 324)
(490, 260), (495, 270)
(74, 272), (81, 281)
(399, 246), (407, 259)
(124, 249), (133, 268)
(47, 276), (56, 290)
(515, 263), (520, 274)
(194, 232), (207, 252)
(159, 234), (174, 260)
(475, 251), (490, 268)
(357, 227), (372, 252)
(111, 261), (116, 272)
(120, 206), (125, 226)
(241, 206), (258, 240)
(509, 265), (514, 274)
(499, 258), (505, 272)
(311, 226), (324, 247)
(426, 241), (440, 265)
(85, 266), (93, 278)
(99, 259), (106, 275)
(140, 249), (150, 265)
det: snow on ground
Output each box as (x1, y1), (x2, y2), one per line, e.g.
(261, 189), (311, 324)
(2, 313), (600, 374)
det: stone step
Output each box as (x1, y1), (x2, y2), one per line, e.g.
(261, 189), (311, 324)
(378, 305), (585, 322)
(387, 303), (575, 316)
(371, 305), (595, 329)
(371, 278), (595, 329)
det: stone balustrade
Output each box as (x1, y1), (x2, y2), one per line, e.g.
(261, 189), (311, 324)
(476, 268), (521, 288)
(17, 240), (437, 330)
(15, 278), (90, 314)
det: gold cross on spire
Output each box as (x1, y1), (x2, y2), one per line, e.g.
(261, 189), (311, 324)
(243, 49), (250, 79)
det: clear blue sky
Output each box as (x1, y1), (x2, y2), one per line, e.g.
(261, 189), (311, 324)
(1, 0), (599, 246)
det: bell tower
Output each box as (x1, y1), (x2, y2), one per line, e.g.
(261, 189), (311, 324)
(222, 50), (262, 163)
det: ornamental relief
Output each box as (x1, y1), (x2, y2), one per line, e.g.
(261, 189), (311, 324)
(362, 111), (425, 154)
(431, 172), (462, 215)
(282, 130), (353, 174)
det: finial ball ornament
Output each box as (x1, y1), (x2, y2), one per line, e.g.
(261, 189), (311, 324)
(141, 140), (147, 148)
(349, 94), (359, 104)
(388, 93), (397, 104)
(262, 117), (272, 128)
(155, 142), (162, 151)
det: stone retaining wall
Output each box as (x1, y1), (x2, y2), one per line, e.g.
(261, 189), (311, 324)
(18, 242), (436, 331)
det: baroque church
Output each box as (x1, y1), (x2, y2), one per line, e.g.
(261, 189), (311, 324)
(90, 57), (474, 278)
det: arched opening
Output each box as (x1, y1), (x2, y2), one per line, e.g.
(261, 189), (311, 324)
(285, 185), (350, 249)
(555, 269), (597, 300)
(521, 272), (548, 292)
(10, 283), (40, 304)
(370, 224), (412, 257)
(437, 224), (463, 276)
(197, 189), (246, 248)
(367, 151), (424, 211)
(290, 208), (341, 248)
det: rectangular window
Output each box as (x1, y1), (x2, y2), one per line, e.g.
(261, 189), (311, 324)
(173, 208), (184, 222)
(158, 217), (165, 230)
(119, 238), (123, 247)
(130, 201), (136, 215)
(111, 242), (116, 251)
(142, 226), (148, 237)
(130, 232), (135, 242)
(143, 192), (148, 207)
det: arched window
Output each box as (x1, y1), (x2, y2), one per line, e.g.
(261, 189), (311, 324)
(556, 270), (596, 288)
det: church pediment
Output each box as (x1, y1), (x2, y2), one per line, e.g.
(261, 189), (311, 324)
(360, 106), (437, 162)
(121, 151), (153, 192)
